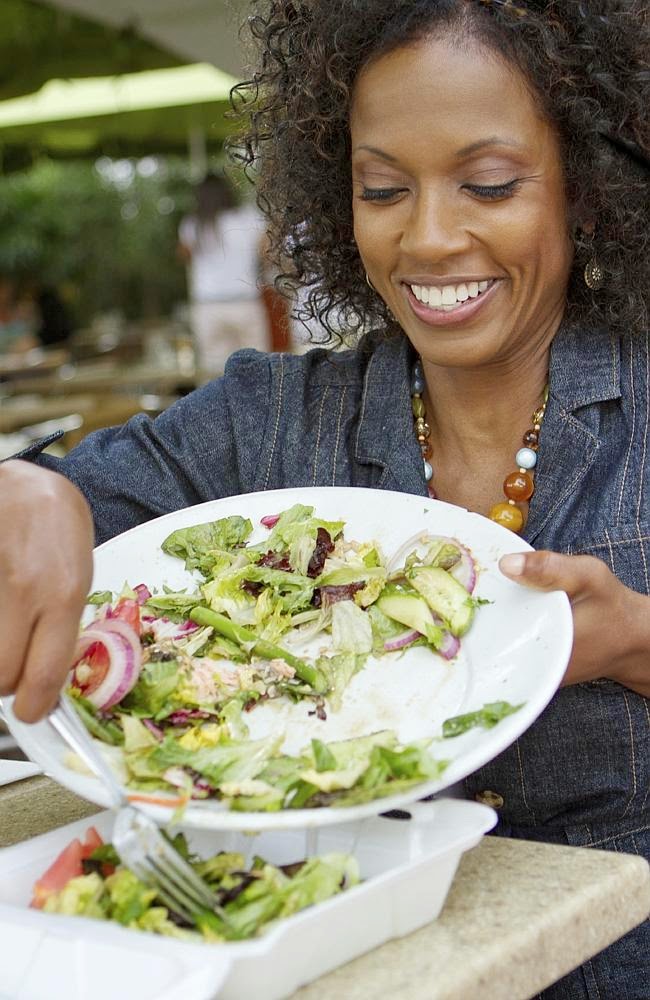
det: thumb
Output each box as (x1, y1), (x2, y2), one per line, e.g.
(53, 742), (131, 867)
(498, 550), (579, 594)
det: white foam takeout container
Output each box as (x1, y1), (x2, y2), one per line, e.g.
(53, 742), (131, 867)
(0, 797), (495, 1000)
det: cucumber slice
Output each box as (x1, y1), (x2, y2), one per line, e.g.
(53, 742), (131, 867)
(408, 566), (474, 637)
(376, 591), (436, 636)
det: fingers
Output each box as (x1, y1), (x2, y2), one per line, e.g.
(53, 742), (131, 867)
(499, 550), (610, 599)
(12, 600), (88, 723)
(0, 461), (94, 722)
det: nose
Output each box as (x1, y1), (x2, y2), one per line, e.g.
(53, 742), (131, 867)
(399, 191), (472, 263)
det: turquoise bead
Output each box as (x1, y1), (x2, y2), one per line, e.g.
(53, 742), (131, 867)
(515, 447), (537, 470)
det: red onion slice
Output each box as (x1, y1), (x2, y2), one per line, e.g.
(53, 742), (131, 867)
(437, 631), (461, 660)
(142, 718), (164, 740)
(261, 513), (280, 528)
(72, 627), (141, 710)
(141, 615), (200, 643)
(384, 629), (421, 652)
(447, 541), (477, 594)
(134, 584), (152, 605)
(388, 532), (477, 594)
(86, 617), (142, 667)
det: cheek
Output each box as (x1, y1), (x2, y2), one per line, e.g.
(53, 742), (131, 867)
(352, 210), (378, 267)
(491, 199), (572, 284)
(353, 207), (401, 270)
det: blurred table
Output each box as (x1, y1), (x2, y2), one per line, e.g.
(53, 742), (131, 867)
(0, 347), (70, 380)
(4, 363), (207, 398)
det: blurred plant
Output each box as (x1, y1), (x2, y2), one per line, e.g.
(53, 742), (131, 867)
(0, 157), (199, 325)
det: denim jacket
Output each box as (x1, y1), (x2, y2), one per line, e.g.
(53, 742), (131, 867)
(33, 324), (649, 852)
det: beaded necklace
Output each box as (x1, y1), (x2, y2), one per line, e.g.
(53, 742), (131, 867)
(411, 360), (548, 534)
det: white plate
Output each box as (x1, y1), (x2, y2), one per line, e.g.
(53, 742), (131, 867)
(0, 761), (42, 787)
(3, 486), (572, 831)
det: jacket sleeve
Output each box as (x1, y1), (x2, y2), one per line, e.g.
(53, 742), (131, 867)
(32, 349), (273, 544)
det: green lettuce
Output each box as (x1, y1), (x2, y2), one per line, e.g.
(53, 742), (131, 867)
(162, 516), (253, 575)
(330, 600), (373, 654)
(150, 733), (283, 786)
(121, 659), (181, 719)
(442, 701), (523, 738)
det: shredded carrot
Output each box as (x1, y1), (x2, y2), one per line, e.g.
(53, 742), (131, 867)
(127, 793), (189, 808)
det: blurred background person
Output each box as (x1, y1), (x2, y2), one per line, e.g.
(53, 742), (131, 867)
(178, 171), (268, 374)
(0, 275), (38, 355)
(34, 284), (73, 348)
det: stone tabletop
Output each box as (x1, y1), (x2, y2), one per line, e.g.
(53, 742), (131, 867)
(1, 775), (648, 1000)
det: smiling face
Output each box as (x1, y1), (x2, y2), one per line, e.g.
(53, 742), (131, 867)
(350, 34), (574, 371)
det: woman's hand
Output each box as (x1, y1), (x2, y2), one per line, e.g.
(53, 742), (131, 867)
(0, 461), (94, 722)
(499, 550), (650, 697)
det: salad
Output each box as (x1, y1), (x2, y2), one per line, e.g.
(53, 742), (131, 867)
(32, 825), (358, 940)
(67, 504), (493, 812)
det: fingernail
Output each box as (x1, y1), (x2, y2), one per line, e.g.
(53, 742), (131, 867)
(499, 553), (526, 576)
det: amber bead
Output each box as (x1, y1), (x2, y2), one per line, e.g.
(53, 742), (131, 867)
(419, 441), (432, 459)
(523, 429), (539, 447)
(503, 471), (534, 501)
(489, 502), (525, 533)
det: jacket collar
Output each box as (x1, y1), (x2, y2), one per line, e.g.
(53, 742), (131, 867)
(354, 333), (427, 495)
(548, 323), (621, 410)
(352, 323), (622, 514)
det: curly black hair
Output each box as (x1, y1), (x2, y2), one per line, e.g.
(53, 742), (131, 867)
(231, 0), (649, 340)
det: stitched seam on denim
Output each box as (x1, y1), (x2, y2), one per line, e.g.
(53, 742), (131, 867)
(514, 741), (537, 825)
(603, 527), (616, 573)
(638, 335), (650, 588)
(354, 351), (373, 463)
(263, 354), (284, 490)
(332, 386), (347, 486)
(584, 958), (603, 1000)
(578, 533), (650, 551)
(529, 407), (599, 541)
(616, 338), (636, 524)
(588, 822), (650, 848)
(641, 700), (650, 811)
(311, 386), (329, 488)
(620, 688), (639, 819)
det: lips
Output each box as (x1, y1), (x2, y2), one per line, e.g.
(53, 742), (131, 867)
(403, 278), (501, 327)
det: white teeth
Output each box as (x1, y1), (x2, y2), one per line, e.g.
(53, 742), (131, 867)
(409, 279), (493, 309)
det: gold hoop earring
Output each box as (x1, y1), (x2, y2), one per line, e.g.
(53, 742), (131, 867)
(365, 272), (375, 291)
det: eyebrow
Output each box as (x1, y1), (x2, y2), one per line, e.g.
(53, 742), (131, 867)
(456, 137), (526, 157)
(353, 137), (526, 162)
(353, 145), (398, 162)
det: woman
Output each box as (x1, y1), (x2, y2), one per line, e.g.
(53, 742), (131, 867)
(177, 171), (268, 373)
(1, 2), (648, 995)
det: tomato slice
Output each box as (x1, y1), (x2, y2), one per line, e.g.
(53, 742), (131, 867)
(31, 827), (104, 909)
(81, 827), (103, 857)
(111, 598), (141, 636)
(72, 641), (109, 696)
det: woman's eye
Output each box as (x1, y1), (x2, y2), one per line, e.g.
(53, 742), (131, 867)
(360, 187), (406, 202)
(463, 180), (521, 200)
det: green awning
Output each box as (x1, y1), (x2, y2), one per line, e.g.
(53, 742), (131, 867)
(0, 63), (239, 166)
(0, 0), (183, 101)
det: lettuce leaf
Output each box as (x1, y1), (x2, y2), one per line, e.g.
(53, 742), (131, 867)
(162, 516), (253, 575)
(331, 600), (373, 654)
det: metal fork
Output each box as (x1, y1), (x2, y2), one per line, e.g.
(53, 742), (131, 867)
(49, 693), (226, 926)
